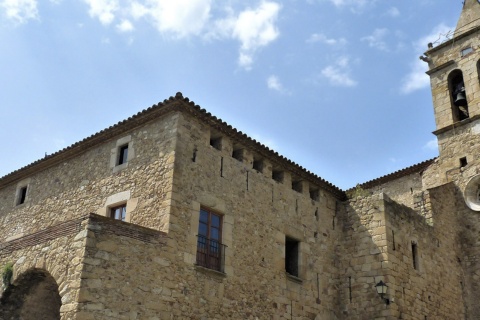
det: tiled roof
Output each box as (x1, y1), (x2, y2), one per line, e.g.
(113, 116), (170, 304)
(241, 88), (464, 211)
(351, 158), (436, 191)
(0, 92), (346, 199)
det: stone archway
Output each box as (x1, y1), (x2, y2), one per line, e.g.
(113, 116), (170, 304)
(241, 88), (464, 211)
(0, 268), (61, 320)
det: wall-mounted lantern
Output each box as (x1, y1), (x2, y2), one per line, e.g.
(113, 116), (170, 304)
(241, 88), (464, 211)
(375, 280), (390, 305)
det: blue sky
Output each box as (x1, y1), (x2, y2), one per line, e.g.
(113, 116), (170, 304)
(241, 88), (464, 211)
(0, 0), (464, 190)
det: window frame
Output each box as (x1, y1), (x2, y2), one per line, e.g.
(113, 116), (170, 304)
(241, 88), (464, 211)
(196, 207), (225, 272)
(110, 204), (127, 222)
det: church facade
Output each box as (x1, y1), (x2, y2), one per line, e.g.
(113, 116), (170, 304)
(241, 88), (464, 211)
(1, 1), (480, 319)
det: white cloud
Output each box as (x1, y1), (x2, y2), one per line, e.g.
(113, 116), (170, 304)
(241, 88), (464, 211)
(0, 0), (38, 23)
(116, 19), (134, 32)
(361, 28), (389, 51)
(267, 75), (289, 94)
(325, 0), (376, 12)
(423, 138), (438, 151)
(400, 59), (430, 94)
(267, 75), (282, 91)
(229, 1), (281, 70)
(307, 33), (346, 46)
(386, 7), (399, 17)
(321, 57), (357, 87)
(130, 0), (212, 38)
(400, 23), (453, 94)
(83, 0), (118, 25)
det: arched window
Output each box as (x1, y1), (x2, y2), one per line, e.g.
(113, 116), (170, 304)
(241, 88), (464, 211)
(448, 69), (469, 122)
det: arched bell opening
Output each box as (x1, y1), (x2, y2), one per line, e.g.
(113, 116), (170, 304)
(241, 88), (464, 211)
(448, 69), (469, 121)
(0, 268), (61, 320)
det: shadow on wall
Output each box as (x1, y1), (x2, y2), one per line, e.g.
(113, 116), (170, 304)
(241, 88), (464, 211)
(0, 268), (61, 320)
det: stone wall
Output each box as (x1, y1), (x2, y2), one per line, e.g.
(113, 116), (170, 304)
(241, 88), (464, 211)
(0, 112), (178, 242)
(340, 190), (465, 320)
(166, 112), (343, 319)
(0, 216), (89, 319)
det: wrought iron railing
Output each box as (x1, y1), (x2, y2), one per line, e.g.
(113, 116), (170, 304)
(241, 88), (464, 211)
(196, 235), (226, 272)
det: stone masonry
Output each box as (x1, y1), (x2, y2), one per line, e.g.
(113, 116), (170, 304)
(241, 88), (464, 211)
(2, 2), (480, 319)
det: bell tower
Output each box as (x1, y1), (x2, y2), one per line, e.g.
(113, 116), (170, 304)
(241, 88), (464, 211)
(425, 0), (480, 135)
(423, 0), (480, 174)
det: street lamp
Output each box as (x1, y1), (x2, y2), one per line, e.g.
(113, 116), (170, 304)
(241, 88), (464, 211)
(375, 280), (390, 305)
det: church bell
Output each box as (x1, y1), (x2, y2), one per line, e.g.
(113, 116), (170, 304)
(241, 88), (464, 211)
(454, 83), (467, 106)
(455, 90), (467, 106)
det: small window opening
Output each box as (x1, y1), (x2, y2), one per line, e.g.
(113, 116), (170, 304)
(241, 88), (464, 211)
(449, 70), (469, 121)
(461, 47), (473, 57)
(292, 180), (302, 193)
(310, 188), (319, 201)
(392, 230), (396, 251)
(285, 237), (300, 277)
(460, 157), (468, 168)
(272, 170), (284, 183)
(232, 148), (243, 161)
(110, 204), (127, 222)
(17, 186), (28, 205)
(412, 241), (418, 270)
(117, 144), (129, 165)
(192, 147), (197, 162)
(314, 208), (319, 221)
(210, 137), (222, 151)
(253, 158), (264, 172)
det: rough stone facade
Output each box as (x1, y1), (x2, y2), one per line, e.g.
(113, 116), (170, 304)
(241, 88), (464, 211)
(2, 2), (480, 319)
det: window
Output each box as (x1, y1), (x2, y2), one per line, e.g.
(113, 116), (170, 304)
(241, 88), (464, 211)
(232, 148), (244, 161)
(272, 170), (284, 183)
(285, 236), (300, 277)
(210, 137), (222, 151)
(117, 144), (129, 165)
(17, 186), (28, 205)
(309, 188), (319, 201)
(412, 241), (418, 270)
(448, 70), (469, 121)
(110, 204), (126, 221)
(460, 157), (468, 168)
(292, 180), (302, 193)
(196, 208), (225, 272)
(461, 47), (473, 57)
(253, 158), (264, 172)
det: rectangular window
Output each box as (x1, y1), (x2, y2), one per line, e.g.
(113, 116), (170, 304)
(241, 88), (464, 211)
(196, 208), (225, 272)
(118, 145), (129, 165)
(285, 236), (300, 277)
(110, 204), (127, 222)
(17, 186), (28, 205)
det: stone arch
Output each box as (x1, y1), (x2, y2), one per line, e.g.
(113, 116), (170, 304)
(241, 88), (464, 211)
(448, 69), (469, 121)
(0, 268), (61, 320)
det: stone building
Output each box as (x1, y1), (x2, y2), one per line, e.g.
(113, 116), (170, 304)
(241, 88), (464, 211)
(1, 1), (480, 319)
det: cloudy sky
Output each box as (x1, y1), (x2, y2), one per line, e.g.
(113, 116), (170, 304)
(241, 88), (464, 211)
(0, 0), (465, 189)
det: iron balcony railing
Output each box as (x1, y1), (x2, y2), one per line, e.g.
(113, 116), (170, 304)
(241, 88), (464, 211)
(196, 235), (226, 273)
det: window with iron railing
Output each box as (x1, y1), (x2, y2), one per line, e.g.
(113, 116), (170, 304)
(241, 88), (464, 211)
(196, 208), (225, 272)
(196, 235), (226, 272)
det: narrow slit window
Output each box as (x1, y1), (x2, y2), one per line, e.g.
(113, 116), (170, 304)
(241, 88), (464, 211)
(118, 144), (129, 165)
(412, 242), (418, 270)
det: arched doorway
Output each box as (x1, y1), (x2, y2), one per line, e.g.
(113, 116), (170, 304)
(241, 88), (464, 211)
(0, 268), (61, 319)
